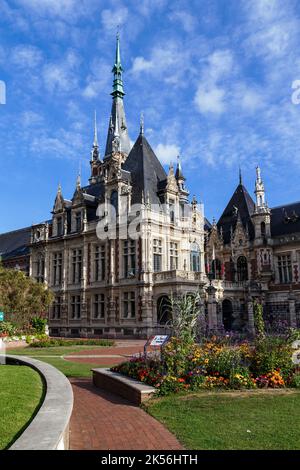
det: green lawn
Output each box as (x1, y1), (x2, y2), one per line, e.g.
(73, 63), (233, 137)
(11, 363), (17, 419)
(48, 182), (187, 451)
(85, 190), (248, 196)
(0, 365), (44, 450)
(6, 346), (116, 377)
(33, 356), (107, 377)
(7, 345), (109, 356)
(145, 390), (300, 450)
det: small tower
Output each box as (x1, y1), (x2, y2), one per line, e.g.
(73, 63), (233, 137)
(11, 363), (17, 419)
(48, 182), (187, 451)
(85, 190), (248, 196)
(252, 165), (271, 240)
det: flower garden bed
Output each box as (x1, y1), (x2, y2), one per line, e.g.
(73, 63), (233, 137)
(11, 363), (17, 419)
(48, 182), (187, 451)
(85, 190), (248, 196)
(111, 334), (300, 396)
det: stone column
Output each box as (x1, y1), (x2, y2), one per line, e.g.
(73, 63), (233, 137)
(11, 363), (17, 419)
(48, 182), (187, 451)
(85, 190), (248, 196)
(207, 285), (218, 330)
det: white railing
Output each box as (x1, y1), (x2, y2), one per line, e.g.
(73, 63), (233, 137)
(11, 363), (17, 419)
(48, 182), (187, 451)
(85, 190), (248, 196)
(153, 270), (204, 282)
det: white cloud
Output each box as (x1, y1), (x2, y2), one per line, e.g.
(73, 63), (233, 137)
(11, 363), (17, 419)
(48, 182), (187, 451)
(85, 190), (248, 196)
(101, 7), (129, 33)
(21, 111), (44, 127)
(43, 50), (80, 93)
(16, 0), (78, 19)
(169, 10), (197, 33)
(82, 59), (111, 99)
(194, 86), (226, 114)
(155, 143), (181, 164)
(242, 0), (300, 60)
(130, 39), (195, 86)
(131, 56), (153, 74)
(135, 0), (166, 17)
(194, 49), (234, 115)
(10, 45), (43, 68)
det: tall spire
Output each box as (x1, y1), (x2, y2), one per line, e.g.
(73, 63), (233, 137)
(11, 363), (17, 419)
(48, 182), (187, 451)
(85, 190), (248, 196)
(104, 34), (131, 158)
(111, 32), (125, 99)
(91, 110), (100, 162)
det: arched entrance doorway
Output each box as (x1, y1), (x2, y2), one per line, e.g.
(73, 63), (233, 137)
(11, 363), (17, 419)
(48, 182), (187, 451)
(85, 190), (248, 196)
(222, 299), (233, 331)
(157, 296), (171, 325)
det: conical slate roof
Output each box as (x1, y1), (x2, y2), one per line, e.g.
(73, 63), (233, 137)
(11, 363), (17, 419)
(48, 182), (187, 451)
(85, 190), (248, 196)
(123, 133), (167, 205)
(105, 97), (131, 157)
(217, 183), (255, 243)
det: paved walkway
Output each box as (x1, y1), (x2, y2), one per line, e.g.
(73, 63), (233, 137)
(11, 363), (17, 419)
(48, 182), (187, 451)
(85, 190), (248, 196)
(64, 339), (159, 367)
(69, 378), (183, 450)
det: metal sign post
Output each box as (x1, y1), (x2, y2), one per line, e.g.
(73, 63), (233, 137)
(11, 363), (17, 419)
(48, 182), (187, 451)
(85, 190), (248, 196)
(144, 335), (169, 359)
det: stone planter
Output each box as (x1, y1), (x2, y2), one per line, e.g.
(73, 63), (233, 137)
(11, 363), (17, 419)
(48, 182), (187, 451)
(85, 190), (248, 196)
(93, 368), (156, 405)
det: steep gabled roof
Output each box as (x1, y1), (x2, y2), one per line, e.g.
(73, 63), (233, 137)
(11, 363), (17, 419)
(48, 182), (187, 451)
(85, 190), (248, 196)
(271, 201), (300, 237)
(0, 226), (31, 260)
(123, 134), (167, 205)
(217, 183), (255, 244)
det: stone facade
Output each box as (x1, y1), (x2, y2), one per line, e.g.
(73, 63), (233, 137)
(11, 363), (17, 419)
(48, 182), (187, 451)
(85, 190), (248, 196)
(205, 168), (300, 333)
(30, 37), (206, 338)
(1, 37), (300, 338)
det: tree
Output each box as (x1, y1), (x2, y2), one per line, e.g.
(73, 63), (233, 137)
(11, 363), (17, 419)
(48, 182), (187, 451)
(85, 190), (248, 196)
(0, 264), (54, 331)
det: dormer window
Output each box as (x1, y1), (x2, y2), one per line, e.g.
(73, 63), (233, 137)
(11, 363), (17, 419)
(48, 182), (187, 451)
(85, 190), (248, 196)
(57, 217), (63, 237)
(169, 199), (175, 224)
(75, 212), (82, 232)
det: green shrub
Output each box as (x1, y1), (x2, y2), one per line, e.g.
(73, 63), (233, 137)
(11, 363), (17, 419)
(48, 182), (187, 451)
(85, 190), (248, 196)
(162, 337), (197, 377)
(206, 348), (242, 379)
(290, 372), (300, 388)
(31, 317), (47, 334)
(251, 336), (294, 380)
(0, 321), (16, 336)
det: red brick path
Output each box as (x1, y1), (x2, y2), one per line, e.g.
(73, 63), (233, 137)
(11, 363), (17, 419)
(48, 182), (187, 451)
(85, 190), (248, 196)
(69, 378), (183, 450)
(65, 340), (159, 367)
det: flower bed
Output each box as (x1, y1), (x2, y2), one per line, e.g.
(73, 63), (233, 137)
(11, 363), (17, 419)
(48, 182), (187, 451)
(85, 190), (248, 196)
(111, 334), (300, 395)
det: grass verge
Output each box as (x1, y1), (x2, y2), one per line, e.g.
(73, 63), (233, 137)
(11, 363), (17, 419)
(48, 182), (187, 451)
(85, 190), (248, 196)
(0, 365), (44, 449)
(145, 389), (300, 450)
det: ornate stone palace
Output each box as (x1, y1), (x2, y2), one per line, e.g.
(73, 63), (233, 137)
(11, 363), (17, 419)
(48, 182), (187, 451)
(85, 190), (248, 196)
(1, 37), (300, 337)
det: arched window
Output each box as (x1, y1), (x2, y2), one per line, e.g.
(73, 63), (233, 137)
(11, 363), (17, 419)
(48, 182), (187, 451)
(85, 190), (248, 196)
(211, 258), (222, 279)
(157, 296), (171, 325)
(110, 190), (118, 218)
(190, 242), (200, 272)
(237, 256), (248, 282)
(261, 221), (266, 237)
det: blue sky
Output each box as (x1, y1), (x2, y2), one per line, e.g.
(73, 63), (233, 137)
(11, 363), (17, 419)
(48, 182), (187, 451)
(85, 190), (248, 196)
(1, 0), (300, 232)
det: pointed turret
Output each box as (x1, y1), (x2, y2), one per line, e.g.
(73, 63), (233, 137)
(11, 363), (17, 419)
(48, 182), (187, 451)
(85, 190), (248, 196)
(53, 183), (64, 213)
(104, 34), (131, 158)
(175, 155), (189, 201)
(91, 111), (100, 162)
(175, 155), (184, 180)
(217, 178), (256, 244)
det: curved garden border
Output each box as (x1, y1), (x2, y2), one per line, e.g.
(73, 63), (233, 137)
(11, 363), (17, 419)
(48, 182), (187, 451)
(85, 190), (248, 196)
(4, 355), (73, 450)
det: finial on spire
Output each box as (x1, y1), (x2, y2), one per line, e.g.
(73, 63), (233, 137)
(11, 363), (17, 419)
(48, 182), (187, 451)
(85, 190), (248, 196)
(93, 110), (98, 147)
(140, 112), (144, 135)
(76, 167), (81, 189)
(111, 32), (125, 98)
(256, 165), (261, 182)
(57, 182), (62, 194)
(175, 155), (184, 180)
(239, 167), (243, 185)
